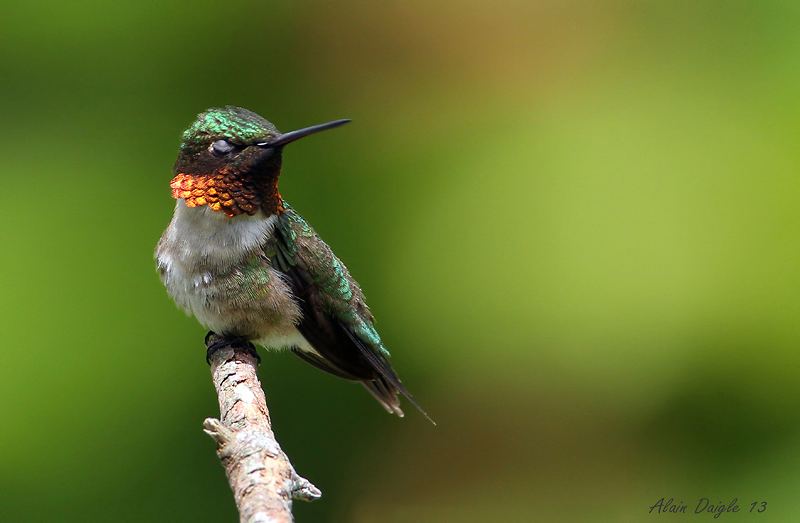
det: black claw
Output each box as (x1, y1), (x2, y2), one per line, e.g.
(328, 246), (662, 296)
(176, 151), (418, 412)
(205, 332), (261, 365)
(242, 341), (261, 364)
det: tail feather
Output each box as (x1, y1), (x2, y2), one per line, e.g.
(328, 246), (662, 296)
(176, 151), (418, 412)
(340, 323), (435, 424)
(362, 378), (405, 417)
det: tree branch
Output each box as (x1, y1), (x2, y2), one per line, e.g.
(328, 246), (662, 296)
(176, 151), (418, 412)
(203, 337), (321, 523)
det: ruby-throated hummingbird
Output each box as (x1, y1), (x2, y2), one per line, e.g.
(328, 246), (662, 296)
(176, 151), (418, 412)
(156, 106), (426, 418)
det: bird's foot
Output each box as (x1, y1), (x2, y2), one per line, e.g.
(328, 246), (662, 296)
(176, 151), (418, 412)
(205, 331), (261, 365)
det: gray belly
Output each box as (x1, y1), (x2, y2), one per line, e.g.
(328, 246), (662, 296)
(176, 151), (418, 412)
(156, 204), (307, 349)
(163, 255), (302, 342)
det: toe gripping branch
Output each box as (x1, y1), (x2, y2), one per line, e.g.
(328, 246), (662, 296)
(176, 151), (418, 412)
(205, 331), (261, 365)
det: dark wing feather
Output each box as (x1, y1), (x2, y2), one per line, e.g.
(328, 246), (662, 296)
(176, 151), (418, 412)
(267, 206), (431, 420)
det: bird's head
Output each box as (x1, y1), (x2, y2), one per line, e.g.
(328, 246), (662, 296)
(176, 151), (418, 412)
(171, 106), (349, 217)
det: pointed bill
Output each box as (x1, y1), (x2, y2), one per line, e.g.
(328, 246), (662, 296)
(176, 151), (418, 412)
(257, 119), (351, 148)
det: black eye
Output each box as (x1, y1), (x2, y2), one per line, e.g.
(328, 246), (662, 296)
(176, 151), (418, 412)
(210, 139), (235, 157)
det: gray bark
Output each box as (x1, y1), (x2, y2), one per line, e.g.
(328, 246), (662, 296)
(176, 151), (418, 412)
(204, 339), (321, 523)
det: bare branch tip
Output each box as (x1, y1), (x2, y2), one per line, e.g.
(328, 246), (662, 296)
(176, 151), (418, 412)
(202, 417), (232, 445)
(292, 475), (322, 501)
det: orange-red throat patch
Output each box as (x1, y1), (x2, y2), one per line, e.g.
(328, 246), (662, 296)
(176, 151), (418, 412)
(170, 171), (284, 217)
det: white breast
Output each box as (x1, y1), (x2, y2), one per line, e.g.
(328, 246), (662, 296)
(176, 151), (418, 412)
(157, 203), (277, 274)
(155, 201), (323, 357)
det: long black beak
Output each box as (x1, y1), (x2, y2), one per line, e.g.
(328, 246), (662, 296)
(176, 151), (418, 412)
(257, 119), (351, 148)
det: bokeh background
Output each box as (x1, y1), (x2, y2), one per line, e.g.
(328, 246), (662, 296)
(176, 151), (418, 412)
(3, 1), (800, 521)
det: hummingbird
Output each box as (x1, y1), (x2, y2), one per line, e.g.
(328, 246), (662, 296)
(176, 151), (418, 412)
(156, 106), (426, 419)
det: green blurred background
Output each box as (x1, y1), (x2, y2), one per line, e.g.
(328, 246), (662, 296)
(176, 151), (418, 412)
(3, 0), (800, 521)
